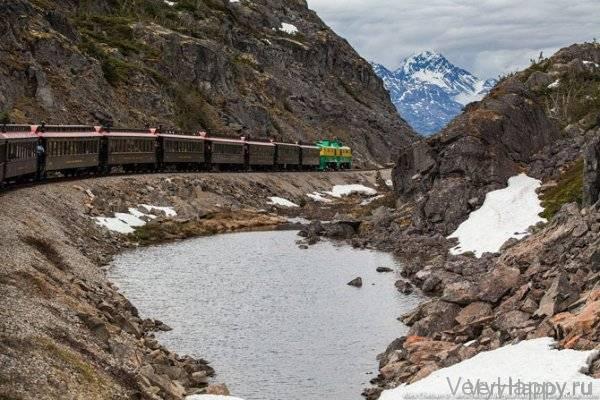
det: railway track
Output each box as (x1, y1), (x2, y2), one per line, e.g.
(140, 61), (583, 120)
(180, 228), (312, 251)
(0, 167), (389, 197)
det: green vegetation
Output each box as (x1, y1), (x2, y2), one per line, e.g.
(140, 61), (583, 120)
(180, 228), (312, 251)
(38, 336), (103, 386)
(75, 15), (159, 58)
(0, 111), (10, 124)
(171, 85), (225, 132)
(540, 158), (584, 220)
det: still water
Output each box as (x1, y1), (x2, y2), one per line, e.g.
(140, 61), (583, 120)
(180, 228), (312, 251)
(109, 230), (421, 400)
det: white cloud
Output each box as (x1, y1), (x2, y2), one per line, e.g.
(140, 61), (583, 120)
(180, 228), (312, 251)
(306, 0), (600, 78)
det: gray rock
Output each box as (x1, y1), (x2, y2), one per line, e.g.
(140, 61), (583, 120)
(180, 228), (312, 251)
(441, 281), (479, 305)
(347, 277), (363, 287)
(455, 302), (493, 326)
(534, 273), (580, 317)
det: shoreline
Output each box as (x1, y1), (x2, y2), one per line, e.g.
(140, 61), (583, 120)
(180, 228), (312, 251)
(0, 170), (385, 400)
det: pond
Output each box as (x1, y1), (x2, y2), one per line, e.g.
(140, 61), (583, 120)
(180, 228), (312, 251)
(109, 230), (421, 400)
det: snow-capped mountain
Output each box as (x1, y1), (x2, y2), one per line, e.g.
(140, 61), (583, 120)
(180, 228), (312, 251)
(373, 51), (496, 136)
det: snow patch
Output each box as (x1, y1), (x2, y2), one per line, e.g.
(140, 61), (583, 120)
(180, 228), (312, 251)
(379, 337), (599, 400)
(95, 205), (177, 234)
(286, 217), (311, 225)
(163, 0), (176, 6)
(360, 195), (385, 206)
(326, 184), (377, 198)
(268, 197), (299, 208)
(279, 23), (298, 35)
(307, 192), (333, 203)
(448, 174), (546, 257)
(548, 79), (561, 89)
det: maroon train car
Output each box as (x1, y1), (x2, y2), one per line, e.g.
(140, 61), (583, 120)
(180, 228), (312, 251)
(102, 127), (158, 169)
(207, 136), (246, 166)
(38, 125), (102, 173)
(246, 139), (276, 167)
(274, 142), (300, 168)
(159, 132), (207, 166)
(300, 144), (320, 169)
(1, 125), (38, 181)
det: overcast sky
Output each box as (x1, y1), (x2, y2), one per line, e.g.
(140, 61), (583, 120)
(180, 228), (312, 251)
(305, 0), (599, 78)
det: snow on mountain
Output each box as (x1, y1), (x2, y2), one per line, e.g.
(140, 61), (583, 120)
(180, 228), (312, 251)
(373, 51), (496, 136)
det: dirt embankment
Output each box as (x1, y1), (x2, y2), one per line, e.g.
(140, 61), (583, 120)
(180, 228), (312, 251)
(0, 170), (385, 400)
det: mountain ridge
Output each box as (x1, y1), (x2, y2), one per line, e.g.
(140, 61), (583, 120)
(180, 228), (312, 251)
(373, 51), (495, 135)
(0, 0), (418, 166)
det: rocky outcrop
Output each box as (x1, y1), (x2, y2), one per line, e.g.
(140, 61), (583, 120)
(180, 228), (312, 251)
(584, 136), (600, 206)
(393, 77), (560, 234)
(392, 42), (600, 234)
(0, 0), (417, 165)
(363, 199), (600, 397)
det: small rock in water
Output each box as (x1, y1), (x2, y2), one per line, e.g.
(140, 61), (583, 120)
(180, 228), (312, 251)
(395, 279), (413, 294)
(347, 277), (363, 287)
(206, 383), (230, 395)
(376, 266), (394, 273)
(298, 244), (309, 250)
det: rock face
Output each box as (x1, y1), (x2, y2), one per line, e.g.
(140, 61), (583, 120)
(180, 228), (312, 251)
(0, 0), (417, 165)
(392, 42), (600, 234)
(584, 136), (600, 206)
(393, 77), (560, 233)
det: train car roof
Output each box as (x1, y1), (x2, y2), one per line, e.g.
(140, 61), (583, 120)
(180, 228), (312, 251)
(273, 142), (300, 146)
(206, 136), (245, 144)
(102, 128), (157, 138)
(159, 133), (208, 140)
(246, 140), (275, 147)
(299, 144), (320, 149)
(38, 125), (102, 138)
(0, 125), (38, 140)
(0, 131), (38, 140)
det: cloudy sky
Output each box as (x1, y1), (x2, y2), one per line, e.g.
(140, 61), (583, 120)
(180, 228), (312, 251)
(305, 0), (599, 79)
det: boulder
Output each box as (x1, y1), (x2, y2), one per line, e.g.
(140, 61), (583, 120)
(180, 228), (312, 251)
(441, 281), (479, 305)
(477, 265), (521, 303)
(377, 267), (394, 273)
(455, 302), (493, 326)
(492, 310), (533, 331)
(535, 274), (580, 317)
(206, 384), (230, 395)
(395, 279), (414, 294)
(408, 301), (461, 337)
(526, 71), (553, 91)
(347, 277), (363, 287)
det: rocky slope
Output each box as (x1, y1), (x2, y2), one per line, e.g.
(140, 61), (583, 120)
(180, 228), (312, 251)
(338, 41), (600, 398)
(0, 0), (417, 165)
(373, 52), (495, 136)
(392, 42), (600, 235)
(0, 170), (384, 400)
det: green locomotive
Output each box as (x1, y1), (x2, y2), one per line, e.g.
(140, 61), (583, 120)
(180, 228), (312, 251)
(316, 139), (352, 171)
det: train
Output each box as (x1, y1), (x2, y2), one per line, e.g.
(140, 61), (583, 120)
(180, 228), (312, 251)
(0, 124), (353, 186)
(316, 139), (353, 171)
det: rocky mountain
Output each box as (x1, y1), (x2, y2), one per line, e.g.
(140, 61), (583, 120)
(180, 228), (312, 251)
(392, 42), (600, 235)
(0, 0), (418, 166)
(373, 51), (495, 135)
(354, 42), (600, 399)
